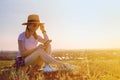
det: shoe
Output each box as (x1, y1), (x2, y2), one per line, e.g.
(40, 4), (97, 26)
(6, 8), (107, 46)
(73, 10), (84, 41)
(42, 65), (57, 73)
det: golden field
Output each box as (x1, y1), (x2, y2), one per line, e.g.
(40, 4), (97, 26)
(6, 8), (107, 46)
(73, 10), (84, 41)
(0, 49), (120, 80)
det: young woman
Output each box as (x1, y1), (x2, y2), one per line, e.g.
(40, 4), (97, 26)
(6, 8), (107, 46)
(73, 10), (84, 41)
(16, 14), (66, 72)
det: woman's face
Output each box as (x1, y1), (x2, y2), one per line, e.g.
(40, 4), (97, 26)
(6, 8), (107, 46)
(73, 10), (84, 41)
(27, 23), (39, 34)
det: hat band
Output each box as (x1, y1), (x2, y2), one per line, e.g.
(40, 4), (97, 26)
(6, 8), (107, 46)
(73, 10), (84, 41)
(28, 20), (40, 23)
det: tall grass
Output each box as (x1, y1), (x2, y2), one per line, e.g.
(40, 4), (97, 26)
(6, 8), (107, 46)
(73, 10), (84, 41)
(0, 49), (120, 80)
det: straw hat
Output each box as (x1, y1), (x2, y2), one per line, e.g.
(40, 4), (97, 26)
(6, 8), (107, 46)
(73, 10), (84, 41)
(22, 14), (44, 25)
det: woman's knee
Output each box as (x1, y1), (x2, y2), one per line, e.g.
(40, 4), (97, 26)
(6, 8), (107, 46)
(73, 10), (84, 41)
(36, 46), (45, 53)
(37, 44), (51, 51)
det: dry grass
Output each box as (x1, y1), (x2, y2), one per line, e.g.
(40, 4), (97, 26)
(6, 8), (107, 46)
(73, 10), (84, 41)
(0, 49), (120, 80)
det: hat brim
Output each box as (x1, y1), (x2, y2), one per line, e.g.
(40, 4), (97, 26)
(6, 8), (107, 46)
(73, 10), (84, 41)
(22, 22), (44, 25)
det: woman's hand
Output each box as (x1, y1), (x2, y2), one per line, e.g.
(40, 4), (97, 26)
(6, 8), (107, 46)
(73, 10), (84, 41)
(40, 23), (46, 33)
(37, 44), (45, 49)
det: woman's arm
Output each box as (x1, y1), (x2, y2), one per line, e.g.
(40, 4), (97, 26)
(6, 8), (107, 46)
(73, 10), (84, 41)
(18, 40), (37, 58)
(37, 35), (46, 43)
(38, 24), (50, 43)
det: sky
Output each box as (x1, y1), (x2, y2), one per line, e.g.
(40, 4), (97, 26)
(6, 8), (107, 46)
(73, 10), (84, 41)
(0, 0), (120, 51)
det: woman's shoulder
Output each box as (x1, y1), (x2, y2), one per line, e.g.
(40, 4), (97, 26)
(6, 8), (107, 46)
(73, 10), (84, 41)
(19, 32), (25, 35)
(18, 32), (25, 40)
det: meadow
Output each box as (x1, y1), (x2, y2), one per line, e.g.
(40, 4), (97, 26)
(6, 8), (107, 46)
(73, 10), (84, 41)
(0, 49), (120, 80)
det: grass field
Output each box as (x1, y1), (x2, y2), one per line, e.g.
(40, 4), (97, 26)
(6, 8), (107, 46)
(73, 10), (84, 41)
(0, 49), (120, 80)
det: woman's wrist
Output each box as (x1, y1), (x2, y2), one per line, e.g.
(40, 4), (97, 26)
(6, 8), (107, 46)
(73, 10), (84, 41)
(42, 30), (46, 33)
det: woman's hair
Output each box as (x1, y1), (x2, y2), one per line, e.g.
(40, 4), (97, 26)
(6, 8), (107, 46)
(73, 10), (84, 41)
(25, 26), (38, 39)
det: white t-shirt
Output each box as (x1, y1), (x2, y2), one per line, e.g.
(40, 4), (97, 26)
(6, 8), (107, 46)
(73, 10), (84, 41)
(17, 32), (39, 56)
